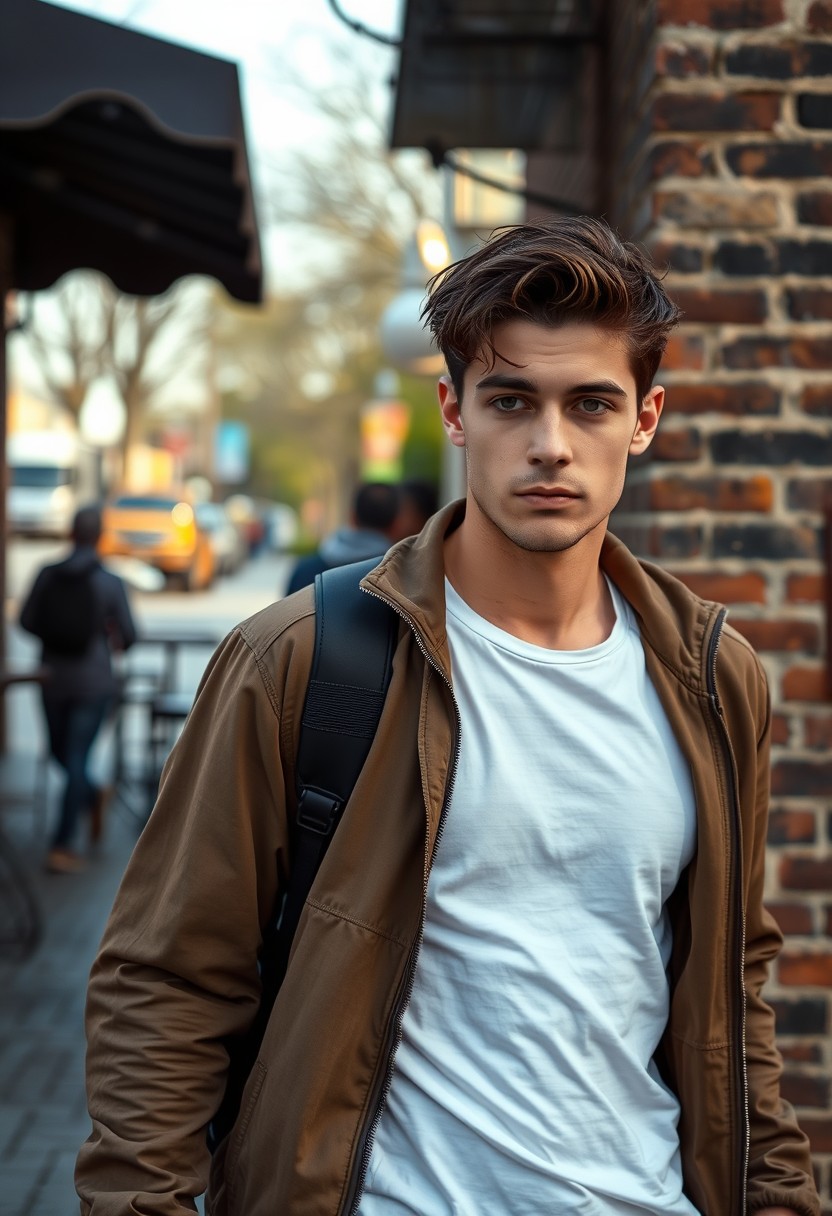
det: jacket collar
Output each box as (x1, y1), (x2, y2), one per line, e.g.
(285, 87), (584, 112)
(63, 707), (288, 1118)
(364, 500), (722, 696)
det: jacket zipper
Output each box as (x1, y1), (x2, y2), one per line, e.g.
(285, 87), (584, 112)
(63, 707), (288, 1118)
(705, 607), (749, 1216)
(342, 587), (462, 1216)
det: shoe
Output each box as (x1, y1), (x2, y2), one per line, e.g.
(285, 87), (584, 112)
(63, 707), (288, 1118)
(89, 785), (112, 846)
(45, 848), (87, 875)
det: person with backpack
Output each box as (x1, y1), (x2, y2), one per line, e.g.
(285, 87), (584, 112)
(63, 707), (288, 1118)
(284, 481), (401, 595)
(77, 220), (817, 1216)
(20, 503), (137, 874)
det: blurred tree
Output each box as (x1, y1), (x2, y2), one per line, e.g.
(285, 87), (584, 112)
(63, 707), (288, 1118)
(17, 272), (210, 464)
(213, 47), (443, 528)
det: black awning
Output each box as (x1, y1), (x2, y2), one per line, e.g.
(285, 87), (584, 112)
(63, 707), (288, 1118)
(390, 0), (600, 158)
(0, 0), (261, 302)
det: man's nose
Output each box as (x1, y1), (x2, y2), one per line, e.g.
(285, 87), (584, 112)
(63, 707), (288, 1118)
(528, 410), (572, 465)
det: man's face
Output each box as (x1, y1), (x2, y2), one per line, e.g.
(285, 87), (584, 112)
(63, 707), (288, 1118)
(438, 319), (663, 556)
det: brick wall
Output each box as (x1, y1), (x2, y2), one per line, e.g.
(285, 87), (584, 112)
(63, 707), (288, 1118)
(609, 0), (832, 1204)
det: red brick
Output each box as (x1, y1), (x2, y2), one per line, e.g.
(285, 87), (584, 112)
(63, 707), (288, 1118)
(779, 1042), (825, 1064)
(650, 475), (772, 512)
(798, 191), (832, 225)
(722, 335), (832, 370)
(786, 574), (824, 603)
(668, 287), (768, 322)
(801, 384), (832, 417)
(806, 716), (832, 748)
(780, 856), (832, 890)
(730, 618), (820, 653)
(781, 666), (828, 702)
(650, 427), (703, 461)
(768, 809), (817, 844)
(767, 901), (815, 935)
(650, 140), (716, 179)
(674, 570), (767, 603)
(655, 42), (714, 76)
(661, 333), (706, 370)
(653, 91), (781, 132)
(771, 712), (791, 744)
(779, 951), (832, 987)
(787, 288), (832, 322)
(657, 0), (784, 29)
(780, 1071), (831, 1107)
(808, 0), (832, 33)
(799, 1114), (832, 1153)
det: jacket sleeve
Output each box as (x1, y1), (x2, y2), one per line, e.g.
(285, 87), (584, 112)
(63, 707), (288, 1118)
(742, 658), (820, 1216)
(76, 627), (290, 1215)
(19, 568), (48, 638)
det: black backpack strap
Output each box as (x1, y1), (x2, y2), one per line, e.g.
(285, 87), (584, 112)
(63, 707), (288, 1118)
(207, 558), (397, 1154)
(266, 557), (398, 986)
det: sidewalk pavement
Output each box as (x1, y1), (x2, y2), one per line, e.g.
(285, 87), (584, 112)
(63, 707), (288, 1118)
(1, 748), (138, 1216)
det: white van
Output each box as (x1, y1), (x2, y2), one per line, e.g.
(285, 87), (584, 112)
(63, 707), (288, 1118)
(8, 431), (100, 537)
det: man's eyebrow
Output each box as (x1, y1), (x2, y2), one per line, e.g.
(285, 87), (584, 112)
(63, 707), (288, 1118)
(474, 373), (630, 398)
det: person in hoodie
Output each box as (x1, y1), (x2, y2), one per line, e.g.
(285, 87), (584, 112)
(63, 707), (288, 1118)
(284, 481), (400, 595)
(20, 503), (137, 873)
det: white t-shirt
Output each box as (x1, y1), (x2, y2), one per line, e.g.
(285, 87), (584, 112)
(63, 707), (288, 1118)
(358, 577), (699, 1216)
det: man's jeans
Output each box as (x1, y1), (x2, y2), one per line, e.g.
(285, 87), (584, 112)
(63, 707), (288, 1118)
(42, 696), (110, 850)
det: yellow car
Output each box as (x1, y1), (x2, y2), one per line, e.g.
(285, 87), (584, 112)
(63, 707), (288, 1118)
(100, 492), (215, 591)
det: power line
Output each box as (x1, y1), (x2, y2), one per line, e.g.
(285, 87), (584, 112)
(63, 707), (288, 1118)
(326, 0), (401, 48)
(435, 149), (589, 217)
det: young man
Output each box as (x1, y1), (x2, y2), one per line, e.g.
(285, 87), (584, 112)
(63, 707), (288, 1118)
(77, 219), (818, 1216)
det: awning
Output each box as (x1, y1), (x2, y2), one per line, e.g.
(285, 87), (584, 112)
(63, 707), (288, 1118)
(0, 0), (261, 302)
(390, 0), (600, 159)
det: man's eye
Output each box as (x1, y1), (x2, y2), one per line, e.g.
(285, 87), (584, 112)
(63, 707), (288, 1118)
(492, 396), (526, 412)
(576, 398), (610, 415)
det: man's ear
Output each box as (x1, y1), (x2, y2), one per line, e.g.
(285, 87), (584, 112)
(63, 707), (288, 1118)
(629, 385), (664, 456)
(438, 375), (465, 448)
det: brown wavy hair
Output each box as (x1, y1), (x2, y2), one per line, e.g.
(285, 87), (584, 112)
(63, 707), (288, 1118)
(422, 217), (681, 402)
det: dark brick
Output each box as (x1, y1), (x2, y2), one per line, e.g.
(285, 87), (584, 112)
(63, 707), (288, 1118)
(647, 524), (703, 558)
(781, 1071), (831, 1107)
(712, 429), (832, 466)
(798, 1113), (832, 1154)
(768, 809), (818, 844)
(726, 141), (832, 178)
(725, 43), (794, 78)
(721, 336), (832, 371)
(650, 427), (703, 461)
(769, 996), (828, 1035)
(787, 477), (832, 511)
(668, 383), (779, 415)
(799, 42), (832, 74)
(653, 91), (780, 132)
(713, 523), (820, 560)
(657, 0), (784, 29)
(779, 1042), (824, 1064)
(655, 42), (713, 77)
(801, 385), (832, 416)
(786, 288), (832, 321)
(806, 717), (832, 748)
(668, 287), (767, 323)
(778, 238), (832, 274)
(649, 140), (716, 179)
(796, 191), (832, 226)
(799, 94), (832, 130)
(714, 240), (775, 275)
(649, 239), (704, 273)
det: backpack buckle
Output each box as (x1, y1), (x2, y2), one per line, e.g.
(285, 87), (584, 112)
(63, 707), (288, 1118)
(296, 788), (341, 836)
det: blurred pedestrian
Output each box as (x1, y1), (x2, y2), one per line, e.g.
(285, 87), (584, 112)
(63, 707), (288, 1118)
(389, 477), (439, 542)
(20, 503), (137, 873)
(285, 481), (400, 594)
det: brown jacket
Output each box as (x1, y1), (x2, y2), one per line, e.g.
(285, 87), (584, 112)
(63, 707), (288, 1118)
(77, 503), (819, 1216)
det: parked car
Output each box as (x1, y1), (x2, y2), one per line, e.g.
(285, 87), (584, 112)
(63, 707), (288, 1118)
(99, 492), (215, 591)
(195, 502), (246, 576)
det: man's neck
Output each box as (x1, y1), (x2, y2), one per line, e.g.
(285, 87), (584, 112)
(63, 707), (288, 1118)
(443, 509), (614, 651)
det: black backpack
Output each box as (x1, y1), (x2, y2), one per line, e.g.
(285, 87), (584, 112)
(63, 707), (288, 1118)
(35, 563), (100, 656)
(207, 557), (399, 1151)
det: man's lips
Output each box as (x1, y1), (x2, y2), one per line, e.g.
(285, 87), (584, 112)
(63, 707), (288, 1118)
(516, 487), (581, 501)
